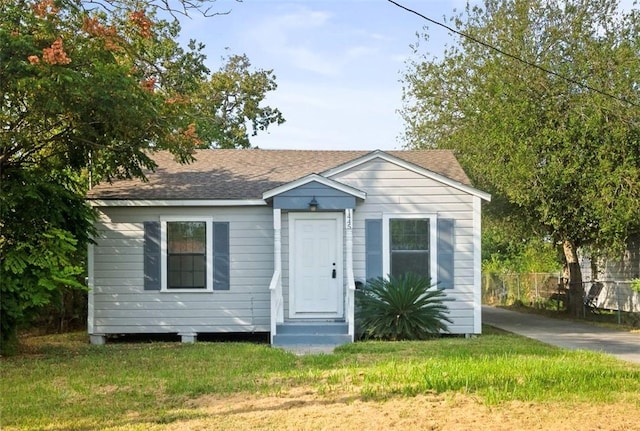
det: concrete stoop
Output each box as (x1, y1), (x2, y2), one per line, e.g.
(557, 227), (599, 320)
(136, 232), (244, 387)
(272, 322), (350, 354)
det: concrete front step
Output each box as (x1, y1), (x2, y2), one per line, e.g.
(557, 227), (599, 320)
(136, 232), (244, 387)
(278, 345), (338, 355)
(276, 322), (348, 335)
(273, 322), (351, 347)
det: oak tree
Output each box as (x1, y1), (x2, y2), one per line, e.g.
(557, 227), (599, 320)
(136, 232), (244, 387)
(401, 0), (640, 315)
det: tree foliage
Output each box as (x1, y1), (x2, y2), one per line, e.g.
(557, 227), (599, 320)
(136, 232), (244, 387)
(482, 196), (561, 274)
(482, 228), (561, 275)
(402, 0), (640, 315)
(0, 169), (93, 353)
(193, 53), (285, 149)
(0, 0), (283, 352)
(1, 0), (284, 180)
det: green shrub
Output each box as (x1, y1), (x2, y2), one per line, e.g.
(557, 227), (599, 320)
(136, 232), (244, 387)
(631, 279), (640, 293)
(356, 273), (453, 340)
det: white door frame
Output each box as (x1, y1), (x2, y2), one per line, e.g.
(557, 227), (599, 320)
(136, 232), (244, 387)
(288, 212), (344, 319)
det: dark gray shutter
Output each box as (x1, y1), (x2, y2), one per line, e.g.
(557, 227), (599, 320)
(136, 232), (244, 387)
(143, 221), (161, 291)
(437, 218), (455, 289)
(213, 222), (230, 290)
(365, 219), (383, 281)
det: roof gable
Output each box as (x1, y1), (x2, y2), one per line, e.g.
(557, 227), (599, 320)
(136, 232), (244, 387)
(263, 174), (366, 200)
(323, 150), (491, 201)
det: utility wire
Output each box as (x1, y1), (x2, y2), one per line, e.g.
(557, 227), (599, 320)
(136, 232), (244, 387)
(388, 0), (639, 108)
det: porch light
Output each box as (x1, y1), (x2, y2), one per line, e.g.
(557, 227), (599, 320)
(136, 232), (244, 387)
(308, 196), (318, 211)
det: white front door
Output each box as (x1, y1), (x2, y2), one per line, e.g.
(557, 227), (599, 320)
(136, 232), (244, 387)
(290, 213), (343, 318)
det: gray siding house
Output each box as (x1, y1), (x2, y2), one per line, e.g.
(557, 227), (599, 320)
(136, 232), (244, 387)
(87, 149), (491, 346)
(580, 234), (640, 312)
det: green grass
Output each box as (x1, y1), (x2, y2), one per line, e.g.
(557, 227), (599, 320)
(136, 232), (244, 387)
(2, 327), (639, 430)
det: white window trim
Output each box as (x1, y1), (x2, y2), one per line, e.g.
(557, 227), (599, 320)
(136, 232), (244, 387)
(382, 213), (438, 285)
(160, 216), (214, 292)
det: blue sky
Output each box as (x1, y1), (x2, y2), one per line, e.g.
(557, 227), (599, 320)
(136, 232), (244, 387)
(178, 0), (635, 151)
(178, 0), (471, 150)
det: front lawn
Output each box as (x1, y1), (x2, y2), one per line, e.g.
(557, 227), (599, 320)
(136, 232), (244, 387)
(2, 328), (639, 430)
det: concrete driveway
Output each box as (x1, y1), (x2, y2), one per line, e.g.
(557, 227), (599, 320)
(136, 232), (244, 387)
(482, 305), (640, 364)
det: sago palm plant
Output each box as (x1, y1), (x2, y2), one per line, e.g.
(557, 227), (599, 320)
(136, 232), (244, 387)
(356, 273), (453, 340)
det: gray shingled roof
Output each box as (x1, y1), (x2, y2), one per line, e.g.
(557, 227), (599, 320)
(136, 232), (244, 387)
(87, 149), (471, 200)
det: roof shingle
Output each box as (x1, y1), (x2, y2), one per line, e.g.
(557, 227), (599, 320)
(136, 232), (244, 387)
(87, 149), (471, 200)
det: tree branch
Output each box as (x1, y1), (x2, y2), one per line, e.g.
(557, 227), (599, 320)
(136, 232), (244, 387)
(80, 0), (240, 18)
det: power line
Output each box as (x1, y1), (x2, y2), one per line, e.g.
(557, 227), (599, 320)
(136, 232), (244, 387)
(388, 0), (639, 108)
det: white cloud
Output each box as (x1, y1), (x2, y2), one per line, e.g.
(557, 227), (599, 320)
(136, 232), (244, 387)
(345, 45), (378, 59)
(251, 81), (405, 150)
(245, 7), (338, 75)
(245, 5), (385, 79)
(276, 8), (332, 29)
(287, 46), (341, 76)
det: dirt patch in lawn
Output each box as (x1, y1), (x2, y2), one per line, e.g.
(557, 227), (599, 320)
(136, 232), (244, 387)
(165, 387), (640, 431)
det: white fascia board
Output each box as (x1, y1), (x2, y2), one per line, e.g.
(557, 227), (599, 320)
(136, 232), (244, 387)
(262, 173), (367, 200)
(88, 199), (267, 207)
(320, 149), (384, 177)
(322, 150), (492, 202)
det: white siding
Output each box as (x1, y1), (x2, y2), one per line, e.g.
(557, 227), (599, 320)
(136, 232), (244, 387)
(602, 235), (640, 282)
(91, 158), (485, 337)
(593, 282), (640, 313)
(580, 234), (640, 312)
(90, 206), (273, 335)
(581, 235), (640, 282)
(331, 158), (479, 334)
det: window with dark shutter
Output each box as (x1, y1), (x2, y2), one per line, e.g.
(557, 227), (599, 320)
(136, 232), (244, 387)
(437, 219), (455, 289)
(146, 218), (231, 292)
(365, 219), (383, 281)
(166, 221), (207, 289)
(144, 221), (161, 291)
(389, 218), (430, 279)
(213, 222), (230, 290)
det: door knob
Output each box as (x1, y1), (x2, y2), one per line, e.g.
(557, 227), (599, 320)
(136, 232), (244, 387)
(332, 262), (336, 278)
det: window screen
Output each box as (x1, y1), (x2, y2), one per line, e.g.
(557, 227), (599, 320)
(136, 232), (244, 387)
(390, 218), (430, 279)
(167, 221), (207, 289)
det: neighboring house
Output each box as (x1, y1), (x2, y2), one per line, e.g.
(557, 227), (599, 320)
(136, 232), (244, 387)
(600, 234), (640, 281)
(87, 149), (491, 346)
(580, 234), (640, 312)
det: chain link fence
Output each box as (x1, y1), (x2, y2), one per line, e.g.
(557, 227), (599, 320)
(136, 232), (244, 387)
(482, 272), (563, 308)
(482, 273), (640, 313)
